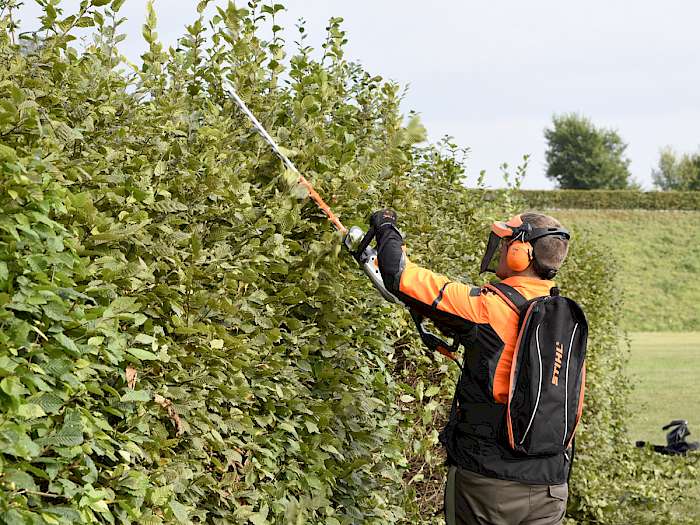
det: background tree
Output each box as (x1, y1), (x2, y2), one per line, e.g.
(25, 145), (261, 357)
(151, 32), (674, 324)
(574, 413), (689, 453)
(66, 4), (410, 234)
(544, 113), (632, 189)
(652, 146), (700, 190)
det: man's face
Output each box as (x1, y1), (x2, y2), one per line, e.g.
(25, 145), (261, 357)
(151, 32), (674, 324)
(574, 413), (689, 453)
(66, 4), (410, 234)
(495, 238), (512, 279)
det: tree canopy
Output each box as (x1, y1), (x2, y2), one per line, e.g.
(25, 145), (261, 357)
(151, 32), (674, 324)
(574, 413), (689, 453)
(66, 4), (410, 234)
(544, 113), (632, 189)
(652, 147), (700, 191)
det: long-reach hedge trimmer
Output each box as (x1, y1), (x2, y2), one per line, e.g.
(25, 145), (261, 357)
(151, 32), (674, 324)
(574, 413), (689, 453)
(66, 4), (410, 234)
(226, 85), (460, 364)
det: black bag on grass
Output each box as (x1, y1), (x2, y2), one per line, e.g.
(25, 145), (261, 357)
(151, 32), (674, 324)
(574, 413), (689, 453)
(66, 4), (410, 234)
(636, 420), (700, 456)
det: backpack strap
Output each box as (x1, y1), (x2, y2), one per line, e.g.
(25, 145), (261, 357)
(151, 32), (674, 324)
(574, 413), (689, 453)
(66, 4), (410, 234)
(484, 282), (528, 313)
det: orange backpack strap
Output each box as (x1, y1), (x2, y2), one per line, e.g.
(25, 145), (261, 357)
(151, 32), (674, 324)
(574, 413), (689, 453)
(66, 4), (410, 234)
(484, 282), (528, 313)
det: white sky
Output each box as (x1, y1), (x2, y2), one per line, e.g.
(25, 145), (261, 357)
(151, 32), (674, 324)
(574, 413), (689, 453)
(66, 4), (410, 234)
(14, 0), (700, 189)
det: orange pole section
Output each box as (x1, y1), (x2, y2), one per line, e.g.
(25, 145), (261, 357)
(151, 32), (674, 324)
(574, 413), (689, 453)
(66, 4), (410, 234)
(226, 86), (347, 236)
(297, 176), (347, 235)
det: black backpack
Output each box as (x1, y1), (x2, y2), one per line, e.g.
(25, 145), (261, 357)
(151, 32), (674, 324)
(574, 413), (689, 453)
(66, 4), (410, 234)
(636, 420), (700, 456)
(486, 283), (588, 456)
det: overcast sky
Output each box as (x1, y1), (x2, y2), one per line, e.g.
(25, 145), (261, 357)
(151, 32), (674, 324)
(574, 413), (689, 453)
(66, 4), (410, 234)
(15, 1), (700, 189)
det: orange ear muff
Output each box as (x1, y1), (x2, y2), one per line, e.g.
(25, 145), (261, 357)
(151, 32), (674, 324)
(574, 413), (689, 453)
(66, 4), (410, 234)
(506, 240), (533, 271)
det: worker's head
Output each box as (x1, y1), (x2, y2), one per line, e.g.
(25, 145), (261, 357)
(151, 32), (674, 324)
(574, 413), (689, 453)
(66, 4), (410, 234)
(480, 213), (570, 280)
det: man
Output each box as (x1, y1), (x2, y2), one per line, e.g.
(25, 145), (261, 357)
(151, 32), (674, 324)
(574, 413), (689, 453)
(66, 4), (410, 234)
(371, 209), (573, 525)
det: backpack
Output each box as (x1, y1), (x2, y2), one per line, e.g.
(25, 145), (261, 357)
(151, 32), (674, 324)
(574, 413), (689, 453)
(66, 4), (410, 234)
(485, 282), (588, 456)
(635, 420), (700, 456)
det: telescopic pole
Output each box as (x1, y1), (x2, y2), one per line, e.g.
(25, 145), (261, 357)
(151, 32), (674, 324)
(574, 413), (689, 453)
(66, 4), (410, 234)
(225, 87), (347, 235)
(225, 84), (460, 365)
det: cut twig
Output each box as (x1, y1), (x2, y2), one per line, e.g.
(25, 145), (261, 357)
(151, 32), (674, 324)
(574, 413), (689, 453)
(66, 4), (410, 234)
(154, 394), (184, 436)
(125, 366), (138, 389)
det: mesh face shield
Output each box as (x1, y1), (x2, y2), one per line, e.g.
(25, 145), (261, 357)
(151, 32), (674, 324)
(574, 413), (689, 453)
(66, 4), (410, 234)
(480, 231), (506, 274)
(479, 215), (571, 275)
(479, 217), (523, 274)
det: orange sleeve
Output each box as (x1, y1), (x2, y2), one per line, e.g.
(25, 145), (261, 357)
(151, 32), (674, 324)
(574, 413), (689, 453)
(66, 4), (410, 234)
(398, 260), (487, 324)
(437, 279), (488, 324)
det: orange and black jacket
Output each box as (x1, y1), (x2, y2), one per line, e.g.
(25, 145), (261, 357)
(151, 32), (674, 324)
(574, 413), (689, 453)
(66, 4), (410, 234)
(376, 224), (571, 484)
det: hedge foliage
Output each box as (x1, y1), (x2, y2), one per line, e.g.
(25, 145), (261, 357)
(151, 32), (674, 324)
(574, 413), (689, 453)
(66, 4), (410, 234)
(480, 189), (700, 211)
(0, 1), (696, 524)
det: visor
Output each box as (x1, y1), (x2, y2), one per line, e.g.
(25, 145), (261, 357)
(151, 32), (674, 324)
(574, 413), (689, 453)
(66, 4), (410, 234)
(480, 231), (506, 274)
(479, 214), (570, 274)
(479, 215), (523, 274)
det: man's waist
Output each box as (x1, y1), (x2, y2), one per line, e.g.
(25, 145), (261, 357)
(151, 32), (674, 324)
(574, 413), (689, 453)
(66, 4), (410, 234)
(455, 399), (506, 436)
(445, 431), (570, 485)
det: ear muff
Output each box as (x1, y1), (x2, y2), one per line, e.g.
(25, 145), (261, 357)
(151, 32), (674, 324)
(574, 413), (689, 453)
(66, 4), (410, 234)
(506, 240), (533, 271)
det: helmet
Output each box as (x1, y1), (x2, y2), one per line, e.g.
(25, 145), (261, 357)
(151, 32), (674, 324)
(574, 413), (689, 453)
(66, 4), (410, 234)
(480, 214), (571, 275)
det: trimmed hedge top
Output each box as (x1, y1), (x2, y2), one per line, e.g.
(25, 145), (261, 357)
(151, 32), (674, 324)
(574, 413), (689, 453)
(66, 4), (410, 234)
(476, 189), (700, 211)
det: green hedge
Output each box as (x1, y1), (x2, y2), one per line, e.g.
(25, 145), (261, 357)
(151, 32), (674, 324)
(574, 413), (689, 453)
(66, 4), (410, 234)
(477, 189), (700, 210)
(0, 2), (696, 524)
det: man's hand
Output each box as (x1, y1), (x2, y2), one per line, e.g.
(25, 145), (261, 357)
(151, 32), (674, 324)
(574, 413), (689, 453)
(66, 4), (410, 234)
(370, 209), (398, 231)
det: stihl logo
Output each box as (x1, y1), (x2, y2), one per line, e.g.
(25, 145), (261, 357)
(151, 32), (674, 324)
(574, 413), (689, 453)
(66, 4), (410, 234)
(552, 342), (564, 385)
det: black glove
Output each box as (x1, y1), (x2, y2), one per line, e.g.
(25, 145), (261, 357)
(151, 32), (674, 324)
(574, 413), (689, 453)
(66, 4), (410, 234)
(369, 209), (398, 231)
(368, 209), (403, 293)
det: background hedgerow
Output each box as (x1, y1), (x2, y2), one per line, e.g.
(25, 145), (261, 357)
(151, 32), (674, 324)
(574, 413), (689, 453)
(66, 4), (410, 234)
(0, 1), (695, 523)
(486, 188), (700, 211)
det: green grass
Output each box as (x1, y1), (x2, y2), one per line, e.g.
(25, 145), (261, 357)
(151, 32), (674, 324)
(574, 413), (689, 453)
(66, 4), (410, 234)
(627, 332), (700, 523)
(539, 208), (700, 518)
(626, 332), (700, 442)
(552, 209), (700, 332)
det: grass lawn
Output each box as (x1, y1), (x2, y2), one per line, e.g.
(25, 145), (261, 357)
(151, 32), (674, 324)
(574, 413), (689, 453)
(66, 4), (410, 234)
(626, 332), (700, 442)
(536, 209), (700, 518)
(553, 209), (700, 332)
(627, 332), (700, 523)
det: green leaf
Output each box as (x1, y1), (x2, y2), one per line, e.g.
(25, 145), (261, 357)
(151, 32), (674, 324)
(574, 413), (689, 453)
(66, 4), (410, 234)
(134, 333), (155, 345)
(320, 443), (342, 457)
(88, 499), (110, 513)
(169, 500), (189, 523)
(0, 356), (18, 374)
(278, 421), (298, 436)
(0, 426), (41, 459)
(54, 333), (80, 354)
(304, 420), (319, 434)
(4, 469), (38, 491)
(47, 409), (83, 447)
(3, 510), (27, 525)
(1, 376), (28, 397)
(17, 403), (46, 419)
(36, 393), (64, 414)
(249, 504), (269, 525)
(425, 385), (440, 398)
(104, 296), (139, 317)
(75, 16), (94, 27)
(0, 144), (18, 162)
(121, 389), (151, 402)
(126, 347), (158, 360)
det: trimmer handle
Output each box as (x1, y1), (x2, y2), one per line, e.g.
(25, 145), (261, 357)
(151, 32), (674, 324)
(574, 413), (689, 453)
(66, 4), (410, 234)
(409, 310), (461, 366)
(344, 226), (401, 304)
(344, 226), (461, 366)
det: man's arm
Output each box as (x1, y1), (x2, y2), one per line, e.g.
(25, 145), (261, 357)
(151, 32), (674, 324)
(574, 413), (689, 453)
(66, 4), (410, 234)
(372, 210), (487, 333)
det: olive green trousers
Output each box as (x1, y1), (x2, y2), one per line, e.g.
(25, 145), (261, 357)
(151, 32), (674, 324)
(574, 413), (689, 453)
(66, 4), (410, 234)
(444, 466), (568, 525)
